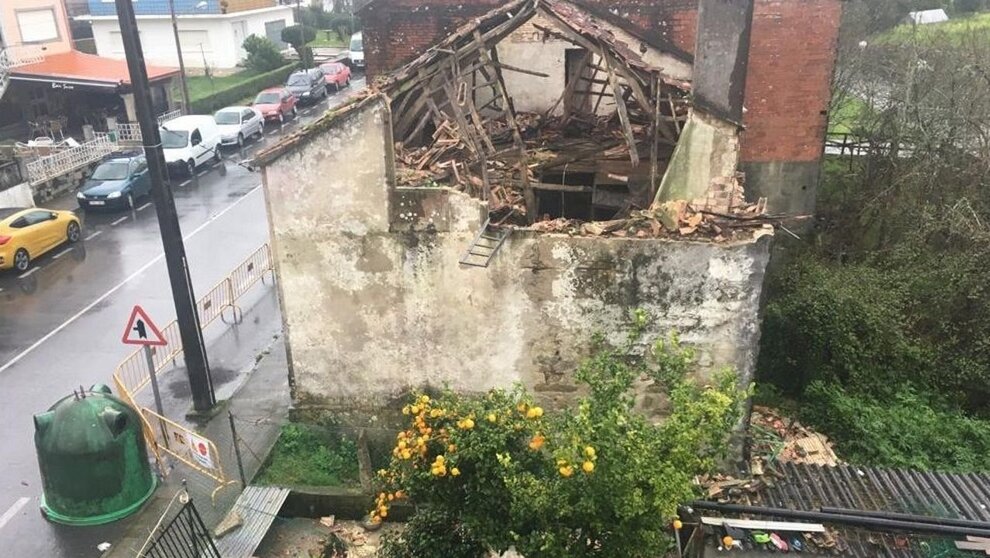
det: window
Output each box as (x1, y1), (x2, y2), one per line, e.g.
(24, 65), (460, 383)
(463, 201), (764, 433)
(17, 9), (60, 44)
(8, 218), (28, 229)
(241, 109), (255, 121)
(24, 211), (54, 226)
(130, 158), (147, 174)
(190, 129), (202, 146)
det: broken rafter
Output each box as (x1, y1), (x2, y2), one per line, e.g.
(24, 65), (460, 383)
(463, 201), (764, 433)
(494, 62), (550, 78)
(603, 53), (640, 166)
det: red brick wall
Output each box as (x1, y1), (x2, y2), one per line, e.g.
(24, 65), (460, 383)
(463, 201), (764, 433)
(360, 0), (842, 165)
(740, 0), (843, 163)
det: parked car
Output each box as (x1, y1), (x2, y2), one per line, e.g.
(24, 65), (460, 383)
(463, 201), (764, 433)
(349, 31), (364, 68)
(160, 115), (222, 177)
(286, 68), (327, 104)
(214, 106), (264, 148)
(0, 207), (82, 272)
(252, 87), (298, 124)
(77, 154), (150, 210)
(320, 62), (352, 91)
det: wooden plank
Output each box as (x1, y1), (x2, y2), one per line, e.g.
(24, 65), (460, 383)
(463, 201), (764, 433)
(495, 62), (550, 78)
(532, 182), (593, 193)
(700, 517), (827, 533)
(650, 74), (660, 201)
(546, 49), (590, 119)
(440, 75), (480, 156)
(604, 54), (639, 166)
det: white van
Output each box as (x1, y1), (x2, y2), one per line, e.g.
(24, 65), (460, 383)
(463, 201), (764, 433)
(160, 115), (221, 176)
(349, 31), (364, 68)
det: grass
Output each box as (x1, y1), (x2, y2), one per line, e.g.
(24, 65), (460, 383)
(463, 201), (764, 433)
(877, 11), (990, 44)
(256, 423), (360, 487)
(186, 68), (267, 103)
(308, 29), (347, 48)
(829, 96), (870, 135)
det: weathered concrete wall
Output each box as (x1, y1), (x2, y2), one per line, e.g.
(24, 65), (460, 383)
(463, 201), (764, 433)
(0, 183), (35, 208)
(657, 109), (740, 202)
(692, 0), (753, 124)
(263, 98), (771, 415)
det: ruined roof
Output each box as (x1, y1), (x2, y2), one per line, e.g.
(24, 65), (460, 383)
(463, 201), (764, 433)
(694, 463), (990, 557)
(381, 0), (691, 96)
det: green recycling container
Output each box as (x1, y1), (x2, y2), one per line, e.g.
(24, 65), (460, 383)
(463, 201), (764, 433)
(34, 384), (157, 526)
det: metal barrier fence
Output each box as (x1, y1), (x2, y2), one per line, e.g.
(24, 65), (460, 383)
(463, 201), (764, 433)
(141, 499), (221, 558)
(113, 244), (275, 491)
(157, 109), (182, 125)
(25, 135), (116, 185)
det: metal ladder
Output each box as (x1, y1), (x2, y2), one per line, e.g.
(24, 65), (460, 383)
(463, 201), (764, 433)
(459, 217), (511, 268)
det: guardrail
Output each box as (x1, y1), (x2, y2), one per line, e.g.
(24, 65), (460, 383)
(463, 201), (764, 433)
(157, 109), (182, 125)
(25, 135), (116, 185)
(112, 244), (275, 494)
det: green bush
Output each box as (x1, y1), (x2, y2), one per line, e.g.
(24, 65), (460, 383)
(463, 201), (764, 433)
(800, 382), (990, 472)
(188, 63), (298, 114)
(256, 423), (359, 486)
(373, 320), (748, 558)
(242, 34), (284, 73)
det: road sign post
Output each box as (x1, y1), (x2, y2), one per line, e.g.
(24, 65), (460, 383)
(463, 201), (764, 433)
(123, 305), (171, 450)
(115, 0), (216, 413)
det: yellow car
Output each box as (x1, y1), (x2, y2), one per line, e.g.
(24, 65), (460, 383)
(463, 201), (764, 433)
(0, 207), (82, 272)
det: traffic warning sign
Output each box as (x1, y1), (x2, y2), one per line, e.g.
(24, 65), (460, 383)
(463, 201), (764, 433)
(121, 305), (167, 346)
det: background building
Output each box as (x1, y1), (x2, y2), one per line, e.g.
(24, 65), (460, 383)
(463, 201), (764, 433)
(83, 0), (296, 70)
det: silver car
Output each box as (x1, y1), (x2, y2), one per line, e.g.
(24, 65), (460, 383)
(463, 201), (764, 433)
(214, 106), (264, 148)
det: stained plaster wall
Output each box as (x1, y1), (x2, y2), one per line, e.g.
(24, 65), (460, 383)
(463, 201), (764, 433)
(262, 97), (771, 415)
(657, 109), (740, 203)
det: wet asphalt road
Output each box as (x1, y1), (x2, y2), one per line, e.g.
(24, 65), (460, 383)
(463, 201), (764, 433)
(0, 78), (365, 557)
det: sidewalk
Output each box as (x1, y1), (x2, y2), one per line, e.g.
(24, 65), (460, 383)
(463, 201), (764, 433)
(104, 289), (291, 558)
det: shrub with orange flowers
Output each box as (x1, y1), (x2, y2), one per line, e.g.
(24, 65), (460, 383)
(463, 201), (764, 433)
(376, 315), (748, 558)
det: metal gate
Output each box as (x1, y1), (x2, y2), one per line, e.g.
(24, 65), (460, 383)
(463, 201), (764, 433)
(141, 500), (220, 558)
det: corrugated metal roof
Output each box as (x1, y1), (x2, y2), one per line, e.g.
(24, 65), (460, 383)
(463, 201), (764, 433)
(702, 463), (990, 557)
(215, 485), (290, 558)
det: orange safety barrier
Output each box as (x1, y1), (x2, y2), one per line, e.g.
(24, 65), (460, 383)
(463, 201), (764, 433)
(111, 243), (275, 490)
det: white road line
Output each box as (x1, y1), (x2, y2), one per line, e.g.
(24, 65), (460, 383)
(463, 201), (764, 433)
(51, 248), (72, 260)
(84, 230), (103, 241)
(196, 169), (208, 177)
(0, 497), (30, 532)
(180, 180), (191, 187)
(111, 216), (129, 226)
(137, 202), (152, 212)
(0, 184), (263, 375)
(17, 267), (38, 279)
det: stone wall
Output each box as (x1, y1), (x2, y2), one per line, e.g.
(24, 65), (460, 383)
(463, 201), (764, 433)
(262, 98), (772, 414)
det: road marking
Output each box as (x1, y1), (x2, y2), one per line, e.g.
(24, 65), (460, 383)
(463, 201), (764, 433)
(0, 184), (263, 375)
(84, 230), (102, 241)
(137, 202), (152, 212)
(0, 497), (29, 532)
(52, 248), (72, 260)
(17, 267), (39, 279)
(197, 169), (209, 177)
(111, 216), (129, 226)
(180, 180), (191, 187)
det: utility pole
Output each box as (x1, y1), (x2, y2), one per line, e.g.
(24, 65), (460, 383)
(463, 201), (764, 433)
(167, 0), (192, 113)
(115, 0), (216, 413)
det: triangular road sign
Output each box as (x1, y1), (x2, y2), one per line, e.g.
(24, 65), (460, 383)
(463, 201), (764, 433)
(122, 305), (167, 346)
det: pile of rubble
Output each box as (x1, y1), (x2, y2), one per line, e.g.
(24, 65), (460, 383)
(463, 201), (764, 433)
(749, 405), (840, 471)
(530, 175), (776, 241)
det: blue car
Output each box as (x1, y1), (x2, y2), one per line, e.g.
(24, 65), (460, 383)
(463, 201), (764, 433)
(77, 154), (151, 210)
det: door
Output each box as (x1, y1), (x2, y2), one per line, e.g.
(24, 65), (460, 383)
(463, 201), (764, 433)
(20, 210), (60, 254)
(131, 157), (151, 197)
(190, 128), (208, 165)
(241, 108), (259, 135)
(265, 20), (287, 49)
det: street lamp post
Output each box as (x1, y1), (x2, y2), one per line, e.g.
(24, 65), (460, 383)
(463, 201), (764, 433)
(167, 0), (192, 114)
(114, 0), (216, 413)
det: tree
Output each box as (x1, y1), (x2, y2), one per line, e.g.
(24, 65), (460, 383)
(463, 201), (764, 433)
(375, 319), (748, 558)
(242, 34), (284, 72)
(281, 24), (317, 66)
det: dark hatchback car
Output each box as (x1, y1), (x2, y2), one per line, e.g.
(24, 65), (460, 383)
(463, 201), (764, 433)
(77, 154), (151, 210)
(285, 68), (327, 104)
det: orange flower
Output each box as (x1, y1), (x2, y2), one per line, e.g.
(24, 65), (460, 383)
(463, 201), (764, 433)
(528, 433), (546, 451)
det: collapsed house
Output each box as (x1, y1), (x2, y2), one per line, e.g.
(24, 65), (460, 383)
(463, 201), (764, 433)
(256, 0), (777, 414)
